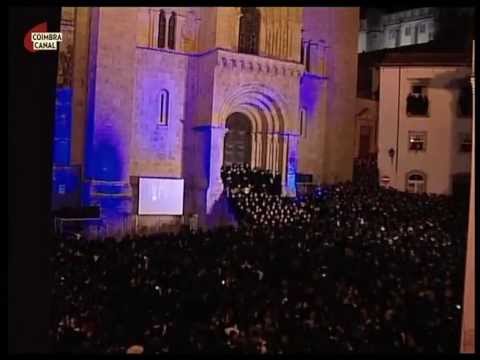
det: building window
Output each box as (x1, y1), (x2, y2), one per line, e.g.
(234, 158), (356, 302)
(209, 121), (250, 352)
(390, 30), (396, 39)
(159, 89), (169, 125)
(428, 32), (434, 41)
(305, 41), (311, 72)
(157, 10), (166, 48)
(238, 7), (261, 55)
(407, 84), (429, 116)
(300, 108), (307, 138)
(406, 171), (426, 193)
(167, 12), (176, 50)
(405, 26), (411, 36)
(419, 23), (426, 33)
(459, 133), (472, 153)
(408, 131), (427, 151)
(458, 83), (472, 117)
(300, 37), (304, 64)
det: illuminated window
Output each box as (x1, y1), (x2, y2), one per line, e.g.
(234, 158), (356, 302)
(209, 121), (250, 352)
(238, 7), (260, 55)
(406, 171), (426, 193)
(159, 89), (169, 125)
(167, 12), (176, 50)
(459, 133), (472, 153)
(157, 10), (166, 48)
(300, 108), (307, 138)
(408, 131), (427, 152)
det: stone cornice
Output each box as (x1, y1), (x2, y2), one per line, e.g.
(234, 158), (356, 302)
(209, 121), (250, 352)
(216, 49), (304, 78)
(136, 46), (304, 78)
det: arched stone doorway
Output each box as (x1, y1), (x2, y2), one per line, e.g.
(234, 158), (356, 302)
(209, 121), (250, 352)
(223, 112), (252, 166)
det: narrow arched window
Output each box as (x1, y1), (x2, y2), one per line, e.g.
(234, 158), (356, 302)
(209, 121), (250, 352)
(238, 7), (260, 55)
(168, 12), (176, 50)
(157, 10), (166, 48)
(300, 108), (307, 138)
(300, 37), (305, 64)
(159, 89), (169, 126)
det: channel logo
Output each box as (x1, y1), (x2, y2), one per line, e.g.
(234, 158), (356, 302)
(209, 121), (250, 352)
(24, 22), (63, 53)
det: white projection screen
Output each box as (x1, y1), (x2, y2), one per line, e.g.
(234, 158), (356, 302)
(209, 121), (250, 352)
(138, 178), (184, 215)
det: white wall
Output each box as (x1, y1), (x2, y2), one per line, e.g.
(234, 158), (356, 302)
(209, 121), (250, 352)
(358, 8), (436, 53)
(378, 65), (472, 194)
(399, 19), (435, 47)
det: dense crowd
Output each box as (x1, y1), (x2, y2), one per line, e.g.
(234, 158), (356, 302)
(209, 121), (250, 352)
(353, 156), (379, 187)
(50, 161), (468, 353)
(221, 163), (282, 195)
(221, 163), (314, 226)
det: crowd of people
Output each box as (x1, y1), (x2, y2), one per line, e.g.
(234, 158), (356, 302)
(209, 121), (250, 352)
(50, 161), (469, 353)
(221, 163), (282, 195)
(353, 156), (379, 187)
(221, 163), (315, 227)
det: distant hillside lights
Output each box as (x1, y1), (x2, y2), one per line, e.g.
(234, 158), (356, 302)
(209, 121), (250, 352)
(31, 32), (63, 50)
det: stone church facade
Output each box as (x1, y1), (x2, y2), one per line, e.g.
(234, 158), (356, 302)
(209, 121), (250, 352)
(53, 7), (359, 234)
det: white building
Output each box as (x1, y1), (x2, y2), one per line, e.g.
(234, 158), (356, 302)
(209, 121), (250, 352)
(377, 52), (472, 194)
(359, 8), (436, 53)
(461, 40), (475, 354)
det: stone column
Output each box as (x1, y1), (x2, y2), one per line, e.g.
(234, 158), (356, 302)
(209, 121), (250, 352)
(250, 131), (257, 167)
(271, 133), (277, 172)
(460, 40), (475, 354)
(274, 134), (280, 173)
(83, 8), (137, 236)
(70, 7), (90, 167)
(280, 134), (288, 195)
(266, 133), (272, 170)
(284, 134), (298, 196)
(205, 126), (228, 216)
(175, 12), (186, 51)
(257, 132), (263, 168)
(272, 134), (276, 173)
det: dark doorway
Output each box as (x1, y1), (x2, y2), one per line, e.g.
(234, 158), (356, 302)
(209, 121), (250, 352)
(452, 173), (470, 200)
(359, 126), (371, 158)
(223, 112), (252, 166)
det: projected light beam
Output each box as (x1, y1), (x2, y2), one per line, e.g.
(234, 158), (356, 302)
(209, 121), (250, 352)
(139, 178), (184, 215)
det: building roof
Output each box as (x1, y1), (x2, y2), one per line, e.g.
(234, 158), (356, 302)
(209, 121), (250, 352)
(379, 52), (471, 67)
(357, 42), (470, 67)
(356, 42), (472, 98)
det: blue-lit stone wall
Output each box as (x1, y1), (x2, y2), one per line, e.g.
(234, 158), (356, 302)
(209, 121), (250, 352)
(52, 87), (82, 210)
(53, 88), (72, 166)
(81, 8), (138, 234)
